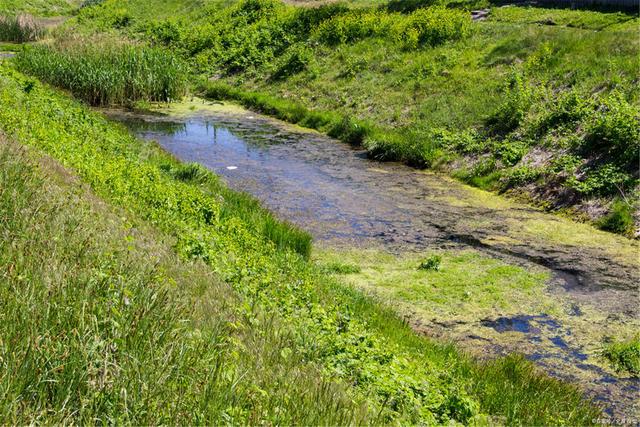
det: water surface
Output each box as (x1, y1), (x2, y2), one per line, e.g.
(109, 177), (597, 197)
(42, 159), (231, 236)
(109, 108), (639, 418)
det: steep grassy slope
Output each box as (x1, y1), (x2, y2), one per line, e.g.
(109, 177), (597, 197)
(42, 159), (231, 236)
(0, 63), (601, 424)
(0, 138), (369, 424)
(58, 0), (639, 235)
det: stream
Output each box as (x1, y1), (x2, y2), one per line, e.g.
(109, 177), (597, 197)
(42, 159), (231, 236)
(107, 103), (639, 419)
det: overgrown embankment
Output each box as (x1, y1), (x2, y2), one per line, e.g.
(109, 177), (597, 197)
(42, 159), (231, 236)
(59, 0), (639, 235)
(0, 63), (601, 424)
(0, 138), (368, 424)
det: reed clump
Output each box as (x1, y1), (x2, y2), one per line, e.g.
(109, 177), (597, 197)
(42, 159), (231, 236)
(15, 40), (187, 106)
(0, 14), (44, 42)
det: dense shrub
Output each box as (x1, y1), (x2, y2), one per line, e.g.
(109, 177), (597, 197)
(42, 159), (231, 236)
(313, 10), (395, 45)
(398, 7), (471, 48)
(271, 43), (314, 80)
(585, 91), (640, 166)
(492, 138), (529, 166)
(503, 165), (543, 188)
(287, 3), (349, 36)
(15, 42), (187, 106)
(597, 198), (635, 235)
(0, 14), (43, 42)
(231, 0), (282, 24)
(313, 7), (470, 48)
(145, 19), (183, 45)
(487, 71), (535, 134)
(76, 3), (133, 30)
(567, 163), (634, 196)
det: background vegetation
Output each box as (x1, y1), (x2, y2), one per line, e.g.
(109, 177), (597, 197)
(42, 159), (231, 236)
(0, 0), (81, 15)
(60, 0), (639, 234)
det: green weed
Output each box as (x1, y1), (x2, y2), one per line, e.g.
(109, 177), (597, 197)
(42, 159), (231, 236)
(602, 336), (640, 377)
(418, 254), (442, 271)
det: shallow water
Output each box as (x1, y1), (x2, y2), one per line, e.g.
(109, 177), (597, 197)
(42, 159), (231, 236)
(109, 107), (639, 418)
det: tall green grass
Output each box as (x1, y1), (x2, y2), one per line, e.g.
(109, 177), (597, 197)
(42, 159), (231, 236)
(15, 41), (187, 106)
(0, 14), (43, 42)
(0, 138), (369, 424)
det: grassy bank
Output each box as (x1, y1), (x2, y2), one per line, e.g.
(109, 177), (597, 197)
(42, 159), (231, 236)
(0, 63), (601, 424)
(61, 0), (639, 235)
(0, 137), (370, 424)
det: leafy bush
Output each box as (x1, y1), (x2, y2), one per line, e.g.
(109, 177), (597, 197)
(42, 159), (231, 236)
(145, 19), (182, 45)
(15, 42), (187, 106)
(492, 138), (529, 166)
(487, 71), (535, 134)
(436, 128), (484, 154)
(76, 3), (133, 30)
(287, 3), (349, 37)
(503, 165), (543, 188)
(398, 7), (471, 49)
(231, 0), (281, 24)
(567, 163), (634, 196)
(419, 254), (442, 271)
(271, 43), (313, 80)
(550, 154), (582, 175)
(585, 91), (640, 166)
(535, 90), (590, 135)
(0, 14), (43, 42)
(313, 10), (395, 45)
(597, 198), (635, 235)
